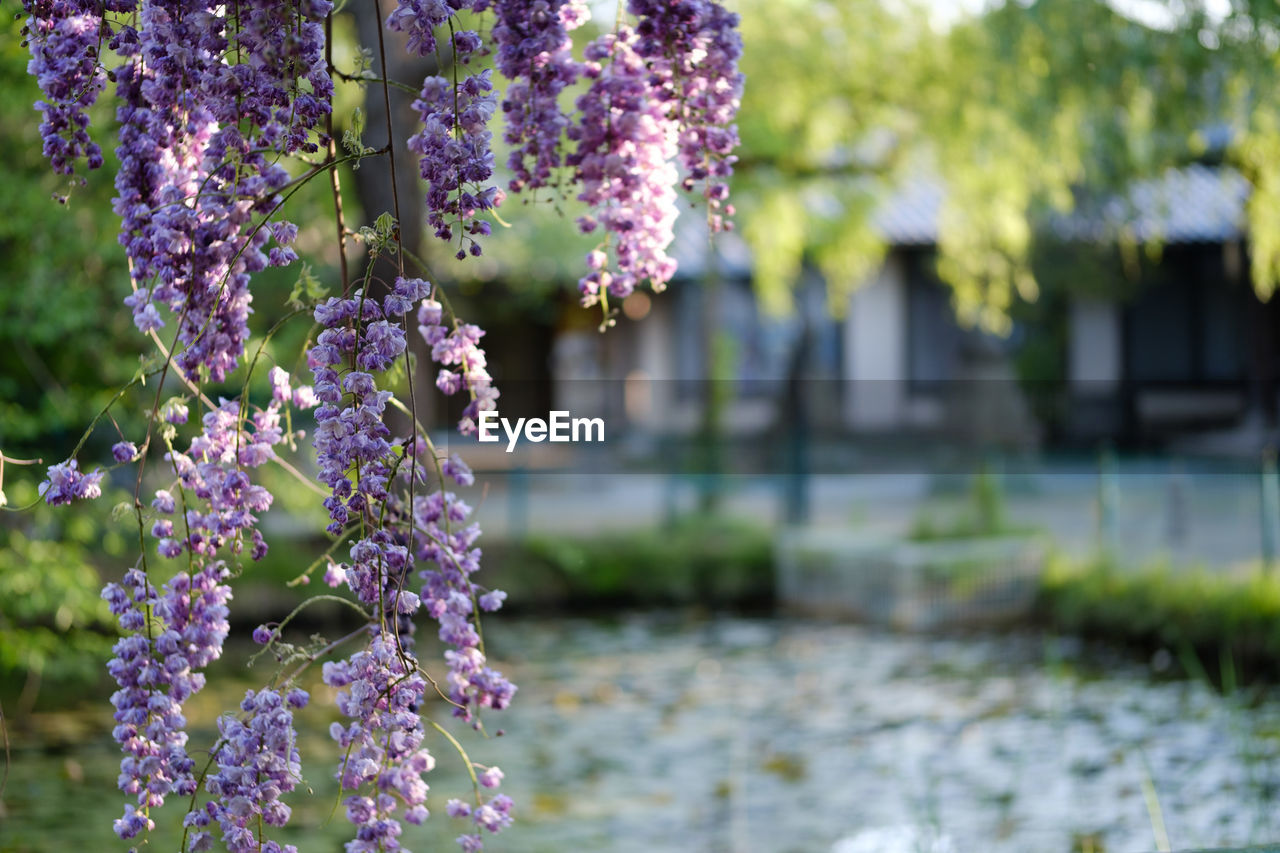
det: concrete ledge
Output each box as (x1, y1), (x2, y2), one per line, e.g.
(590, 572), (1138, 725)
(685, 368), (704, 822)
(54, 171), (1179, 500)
(776, 529), (1047, 631)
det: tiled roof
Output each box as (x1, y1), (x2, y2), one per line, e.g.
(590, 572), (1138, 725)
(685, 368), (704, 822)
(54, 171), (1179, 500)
(872, 163), (1251, 246)
(872, 177), (946, 246)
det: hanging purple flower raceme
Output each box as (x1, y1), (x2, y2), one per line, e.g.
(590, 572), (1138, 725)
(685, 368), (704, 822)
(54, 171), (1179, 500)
(408, 71), (503, 259)
(386, 0), (493, 60)
(628, 0), (743, 232)
(193, 687), (309, 853)
(164, 0), (332, 376)
(102, 561), (232, 839)
(410, 488), (516, 721)
(113, 1), (325, 381)
(387, 0), (454, 57)
(387, 0), (501, 258)
(21, 0), (124, 175)
(323, 632), (435, 851)
(151, 396), (305, 562)
(308, 283), (421, 537)
(111, 2), (243, 378)
(414, 286), (499, 436)
(221, 0), (334, 155)
(113, 41), (218, 342)
(448, 762), (514, 844)
(493, 0), (588, 193)
(568, 27), (680, 306)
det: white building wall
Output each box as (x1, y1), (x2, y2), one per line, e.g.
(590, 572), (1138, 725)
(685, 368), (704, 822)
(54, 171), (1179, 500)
(1068, 298), (1122, 390)
(844, 256), (908, 429)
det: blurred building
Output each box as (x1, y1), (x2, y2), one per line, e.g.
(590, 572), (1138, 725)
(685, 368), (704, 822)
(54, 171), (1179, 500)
(526, 164), (1275, 455)
(848, 164), (1266, 449)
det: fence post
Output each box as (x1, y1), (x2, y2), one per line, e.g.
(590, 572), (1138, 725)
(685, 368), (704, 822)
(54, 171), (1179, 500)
(1164, 457), (1188, 550)
(508, 465), (528, 539)
(1098, 446), (1119, 553)
(1261, 448), (1279, 574)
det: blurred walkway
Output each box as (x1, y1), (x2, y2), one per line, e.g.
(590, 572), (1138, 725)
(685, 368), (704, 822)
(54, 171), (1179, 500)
(467, 461), (1273, 571)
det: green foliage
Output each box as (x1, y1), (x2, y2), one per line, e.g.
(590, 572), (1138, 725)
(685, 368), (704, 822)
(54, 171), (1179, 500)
(734, 0), (913, 315)
(733, 0), (1280, 328)
(909, 465), (1036, 541)
(517, 517), (774, 608)
(341, 106), (378, 168)
(0, 481), (124, 694)
(0, 16), (138, 454)
(286, 263), (331, 311)
(1039, 552), (1280, 679)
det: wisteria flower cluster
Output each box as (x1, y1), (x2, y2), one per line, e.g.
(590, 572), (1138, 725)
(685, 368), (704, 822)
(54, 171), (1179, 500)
(151, 392), (309, 563)
(408, 71), (503, 258)
(493, 0), (589, 193)
(103, 561), (232, 838)
(630, 0), (743, 231)
(108, 0), (330, 382)
(38, 458), (104, 505)
(412, 485), (516, 717)
(569, 27), (681, 305)
(190, 686), (310, 853)
(417, 288), (499, 435)
(21, 0), (742, 850)
(323, 633), (434, 849)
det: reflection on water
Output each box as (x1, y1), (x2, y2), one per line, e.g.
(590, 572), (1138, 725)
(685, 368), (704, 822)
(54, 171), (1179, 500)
(6, 615), (1280, 853)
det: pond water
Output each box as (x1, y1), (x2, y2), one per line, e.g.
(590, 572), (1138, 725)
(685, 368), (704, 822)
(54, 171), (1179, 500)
(6, 616), (1280, 853)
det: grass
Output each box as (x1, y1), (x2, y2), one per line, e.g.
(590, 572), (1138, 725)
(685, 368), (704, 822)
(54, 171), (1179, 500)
(909, 464), (1040, 542)
(511, 514), (774, 610)
(1037, 552), (1280, 682)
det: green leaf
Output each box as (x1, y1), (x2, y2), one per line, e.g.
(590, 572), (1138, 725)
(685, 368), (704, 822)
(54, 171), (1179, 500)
(287, 263), (329, 310)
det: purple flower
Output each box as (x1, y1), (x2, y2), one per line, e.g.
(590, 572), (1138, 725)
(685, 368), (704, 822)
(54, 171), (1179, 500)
(407, 71), (502, 257)
(205, 687), (307, 851)
(323, 633), (436, 850)
(103, 562), (231, 836)
(417, 308), (500, 436)
(269, 366), (293, 404)
(308, 289), (415, 534)
(567, 28), (681, 304)
(323, 562), (347, 588)
(412, 491), (516, 719)
(109, 0), (332, 381)
(494, 0), (587, 193)
(473, 794), (513, 832)
(151, 399), (284, 561)
(23, 1), (113, 175)
(386, 0), (489, 60)
(112, 441), (138, 463)
(161, 398), (189, 425)
(628, 0), (743, 232)
(39, 459), (104, 506)
(443, 454), (474, 486)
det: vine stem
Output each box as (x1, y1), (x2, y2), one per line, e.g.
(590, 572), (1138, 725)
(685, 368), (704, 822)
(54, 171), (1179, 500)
(249, 594), (374, 668)
(326, 12), (350, 292)
(142, 322), (327, 498)
(0, 697), (9, 799)
(429, 719), (483, 802)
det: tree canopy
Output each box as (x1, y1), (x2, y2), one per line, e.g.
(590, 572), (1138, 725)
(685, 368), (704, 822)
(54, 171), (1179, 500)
(734, 0), (1280, 330)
